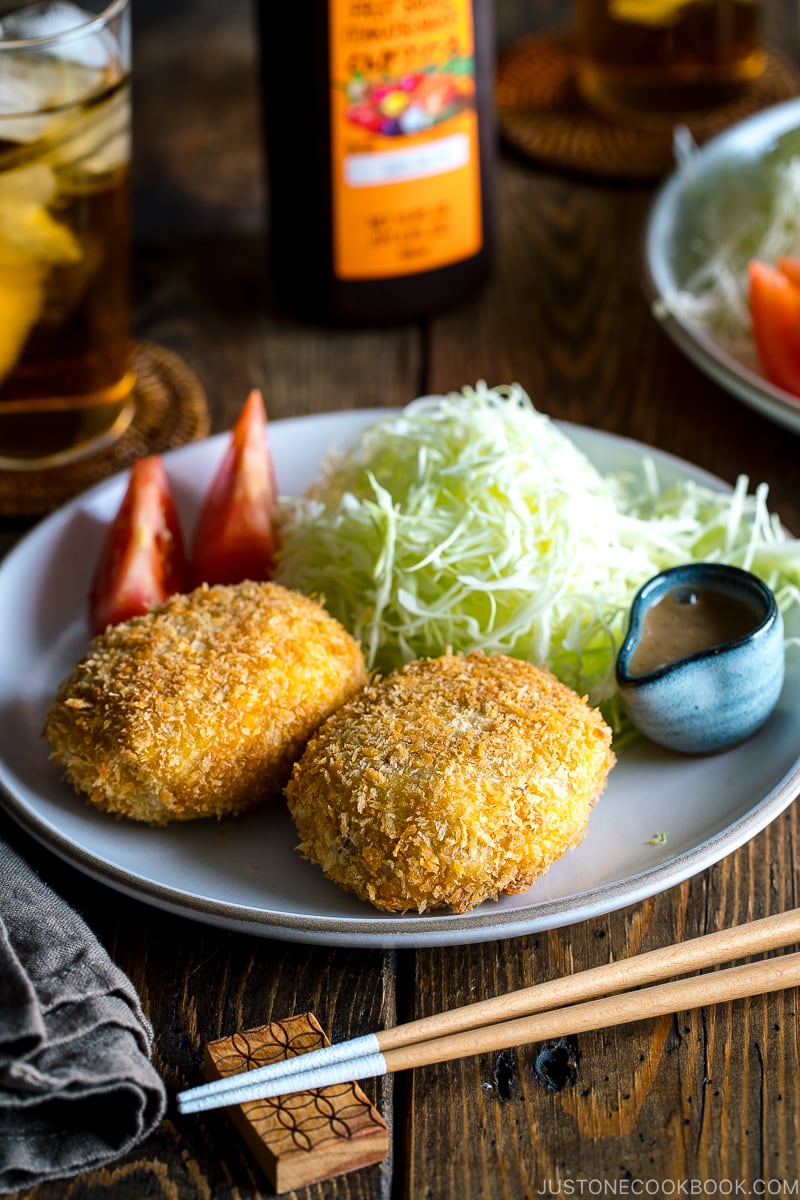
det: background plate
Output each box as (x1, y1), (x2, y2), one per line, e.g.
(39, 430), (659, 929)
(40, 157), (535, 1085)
(1, 409), (799, 947)
(645, 97), (800, 436)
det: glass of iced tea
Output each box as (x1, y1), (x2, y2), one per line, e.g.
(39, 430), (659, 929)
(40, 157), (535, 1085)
(0, 0), (133, 471)
(574, 0), (765, 119)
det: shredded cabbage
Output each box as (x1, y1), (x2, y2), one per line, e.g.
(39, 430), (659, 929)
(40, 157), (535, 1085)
(275, 384), (800, 730)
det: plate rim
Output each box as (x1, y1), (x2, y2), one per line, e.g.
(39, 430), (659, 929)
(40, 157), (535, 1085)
(2, 762), (799, 947)
(1, 408), (799, 948)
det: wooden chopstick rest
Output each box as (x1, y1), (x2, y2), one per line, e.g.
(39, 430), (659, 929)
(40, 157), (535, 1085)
(203, 1012), (389, 1193)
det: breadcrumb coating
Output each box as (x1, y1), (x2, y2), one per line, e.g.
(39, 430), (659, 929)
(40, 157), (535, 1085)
(45, 581), (367, 824)
(286, 651), (615, 914)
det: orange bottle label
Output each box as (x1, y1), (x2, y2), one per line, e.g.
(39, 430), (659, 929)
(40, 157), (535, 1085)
(329, 0), (482, 280)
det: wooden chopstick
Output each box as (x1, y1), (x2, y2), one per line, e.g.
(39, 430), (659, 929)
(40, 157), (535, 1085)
(178, 949), (800, 1114)
(177, 907), (800, 1114)
(384, 951), (800, 1072)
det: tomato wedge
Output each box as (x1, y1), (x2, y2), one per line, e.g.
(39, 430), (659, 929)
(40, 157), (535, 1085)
(776, 256), (800, 288)
(89, 455), (189, 634)
(748, 259), (800, 397)
(191, 388), (278, 586)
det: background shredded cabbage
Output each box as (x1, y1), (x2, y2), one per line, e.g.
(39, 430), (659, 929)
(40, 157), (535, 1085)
(658, 137), (800, 355)
(276, 384), (800, 730)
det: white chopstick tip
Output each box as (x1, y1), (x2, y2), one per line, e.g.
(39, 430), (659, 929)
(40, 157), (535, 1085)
(177, 1031), (381, 1108)
(177, 1051), (389, 1115)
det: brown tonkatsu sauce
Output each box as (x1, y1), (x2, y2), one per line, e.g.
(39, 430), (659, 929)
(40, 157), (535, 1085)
(629, 584), (762, 676)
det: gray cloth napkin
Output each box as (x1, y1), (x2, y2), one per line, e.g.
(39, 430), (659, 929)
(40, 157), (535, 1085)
(0, 837), (166, 1194)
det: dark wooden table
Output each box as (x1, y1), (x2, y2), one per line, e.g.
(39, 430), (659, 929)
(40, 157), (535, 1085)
(3, 0), (800, 1195)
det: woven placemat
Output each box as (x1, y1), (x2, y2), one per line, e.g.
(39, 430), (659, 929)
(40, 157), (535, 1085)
(496, 31), (800, 181)
(0, 341), (210, 518)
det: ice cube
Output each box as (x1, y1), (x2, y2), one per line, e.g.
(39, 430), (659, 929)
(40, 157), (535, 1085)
(53, 81), (130, 178)
(0, 50), (54, 118)
(0, 52), (99, 141)
(0, 3), (118, 70)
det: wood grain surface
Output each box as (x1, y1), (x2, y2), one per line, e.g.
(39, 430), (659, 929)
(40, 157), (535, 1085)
(1, 1), (800, 1197)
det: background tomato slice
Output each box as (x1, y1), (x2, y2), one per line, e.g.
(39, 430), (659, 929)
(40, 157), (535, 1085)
(89, 455), (188, 634)
(748, 259), (800, 398)
(191, 388), (278, 586)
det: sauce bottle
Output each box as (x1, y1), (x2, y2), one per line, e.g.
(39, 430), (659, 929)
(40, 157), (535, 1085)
(257, 0), (495, 324)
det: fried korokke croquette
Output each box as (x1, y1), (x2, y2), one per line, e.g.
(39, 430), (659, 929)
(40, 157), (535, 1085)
(286, 651), (615, 914)
(46, 580), (368, 824)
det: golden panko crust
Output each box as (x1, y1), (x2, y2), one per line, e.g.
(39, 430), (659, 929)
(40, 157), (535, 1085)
(286, 651), (615, 914)
(45, 580), (368, 824)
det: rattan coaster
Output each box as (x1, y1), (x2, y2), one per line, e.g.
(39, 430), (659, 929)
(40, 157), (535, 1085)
(0, 341), (210, 518)
(496, 31), (800, 181)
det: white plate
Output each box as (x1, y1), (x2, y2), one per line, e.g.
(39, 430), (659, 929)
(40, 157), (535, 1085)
(645, 97), (800, 437)
(1, 410), (799, 948)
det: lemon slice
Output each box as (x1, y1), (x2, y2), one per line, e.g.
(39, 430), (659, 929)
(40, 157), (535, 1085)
(0, 205), (80, 265)
(0, 256), (47, 381)
(0, 163), (81, 382)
